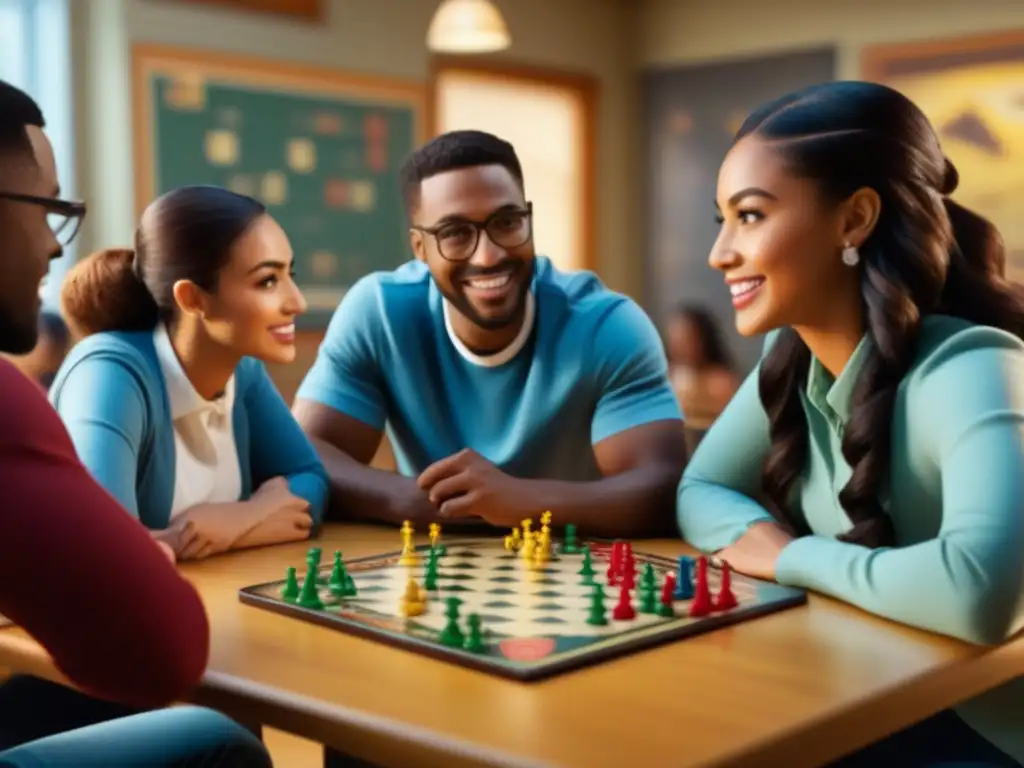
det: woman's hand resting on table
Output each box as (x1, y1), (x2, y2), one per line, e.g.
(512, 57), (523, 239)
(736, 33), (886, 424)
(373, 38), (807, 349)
(713, 521), (794, 581)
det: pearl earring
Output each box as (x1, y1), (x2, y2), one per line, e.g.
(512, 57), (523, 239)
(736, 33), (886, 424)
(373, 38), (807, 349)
(841, 244), (860, 267)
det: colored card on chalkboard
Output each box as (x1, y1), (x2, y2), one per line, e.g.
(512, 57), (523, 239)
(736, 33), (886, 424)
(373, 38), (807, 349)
(133, 46), (428, 326)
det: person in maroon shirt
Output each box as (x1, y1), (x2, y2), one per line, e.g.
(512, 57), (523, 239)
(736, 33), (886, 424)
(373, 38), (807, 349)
(0, 81), (272, 766)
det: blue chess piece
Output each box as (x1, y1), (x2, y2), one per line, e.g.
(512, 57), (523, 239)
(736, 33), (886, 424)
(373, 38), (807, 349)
(673, 555), (695, 599)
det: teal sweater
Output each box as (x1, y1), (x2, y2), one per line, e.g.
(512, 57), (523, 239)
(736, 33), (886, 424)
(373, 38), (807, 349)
(49, 330), (328, 529)
(677, 315), (1024, 757)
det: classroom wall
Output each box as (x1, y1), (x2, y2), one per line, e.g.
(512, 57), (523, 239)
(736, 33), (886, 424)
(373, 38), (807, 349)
(70, 0), (641, 297)
(638, 0), (1024, 75)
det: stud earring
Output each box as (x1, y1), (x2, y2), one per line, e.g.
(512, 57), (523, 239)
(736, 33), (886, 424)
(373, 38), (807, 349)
(841, 244), (860, 267)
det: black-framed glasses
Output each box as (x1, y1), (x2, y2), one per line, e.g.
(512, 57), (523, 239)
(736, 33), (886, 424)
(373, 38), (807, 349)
(0, 192), (87, 246)
(412, 202), (533, 262)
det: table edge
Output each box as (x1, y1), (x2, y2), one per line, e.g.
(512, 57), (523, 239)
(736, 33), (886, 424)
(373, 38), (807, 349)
(708, 637), (1024, 767)
(196, 671), (548, 768)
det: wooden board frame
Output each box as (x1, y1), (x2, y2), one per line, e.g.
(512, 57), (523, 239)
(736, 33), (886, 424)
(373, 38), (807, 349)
(131, 43), (429, 222)
(238, 538), (807, 682)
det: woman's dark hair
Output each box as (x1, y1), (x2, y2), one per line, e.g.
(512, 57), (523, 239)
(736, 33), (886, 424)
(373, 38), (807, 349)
(671, 304), (734, 369)
(738, 81), (1024, 549)
(61, 185), (266, 336)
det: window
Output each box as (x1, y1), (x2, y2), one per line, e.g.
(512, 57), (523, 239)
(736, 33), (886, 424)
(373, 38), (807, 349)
(0, 0), (75, 308)
(433, 61), (595, 273)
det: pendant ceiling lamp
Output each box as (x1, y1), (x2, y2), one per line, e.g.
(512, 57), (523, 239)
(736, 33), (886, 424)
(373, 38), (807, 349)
(427, 0), (511, 54)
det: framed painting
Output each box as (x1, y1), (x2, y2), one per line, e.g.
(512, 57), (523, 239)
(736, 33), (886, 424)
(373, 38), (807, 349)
(863, 30), (1024, 283)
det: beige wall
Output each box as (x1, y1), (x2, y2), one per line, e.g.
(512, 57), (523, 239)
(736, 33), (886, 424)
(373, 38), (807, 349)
(638, 0), (1024, 77)
(70, 0), (641, 297)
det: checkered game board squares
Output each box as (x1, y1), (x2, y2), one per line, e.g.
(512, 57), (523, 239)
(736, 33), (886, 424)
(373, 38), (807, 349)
(339, 545), (749, 639)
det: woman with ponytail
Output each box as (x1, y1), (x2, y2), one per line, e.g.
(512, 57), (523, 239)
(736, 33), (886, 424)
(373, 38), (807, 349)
(51, 185), (327, 559)
(677, 82), (1024, 765)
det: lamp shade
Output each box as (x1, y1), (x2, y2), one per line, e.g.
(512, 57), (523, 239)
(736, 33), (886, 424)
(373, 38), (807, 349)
(426, 0), (511, 53)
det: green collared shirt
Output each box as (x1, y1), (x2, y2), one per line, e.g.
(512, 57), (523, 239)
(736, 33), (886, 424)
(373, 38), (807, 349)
(677, 315), (1024, 758)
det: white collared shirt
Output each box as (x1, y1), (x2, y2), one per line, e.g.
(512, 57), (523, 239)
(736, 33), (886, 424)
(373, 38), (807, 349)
(442, 290), (536, 367)
(153, 323), (242, 517)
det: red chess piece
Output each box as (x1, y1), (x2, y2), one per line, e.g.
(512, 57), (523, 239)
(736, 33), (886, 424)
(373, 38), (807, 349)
(607, 541), (623, 586)
(713, 562), (738, 611)
(660, 572), (676, 605)
(612, 583), (636, 620)
(621, 556), (636, 589)
(689, 556), (713, 617)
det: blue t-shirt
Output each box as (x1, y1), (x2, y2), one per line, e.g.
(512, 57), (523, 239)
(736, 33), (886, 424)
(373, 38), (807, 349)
(297, 257), (682, 480)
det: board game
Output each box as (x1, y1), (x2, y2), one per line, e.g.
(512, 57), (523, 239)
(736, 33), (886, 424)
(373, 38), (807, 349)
(238, 517), (807, 681)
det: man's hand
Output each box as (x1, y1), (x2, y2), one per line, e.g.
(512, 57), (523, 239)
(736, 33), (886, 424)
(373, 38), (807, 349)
(714, 521), (795, 581)
(417, 449), (529, 527)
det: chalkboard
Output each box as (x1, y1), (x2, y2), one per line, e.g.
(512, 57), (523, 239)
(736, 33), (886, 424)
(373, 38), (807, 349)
(133, 45), (427, 325)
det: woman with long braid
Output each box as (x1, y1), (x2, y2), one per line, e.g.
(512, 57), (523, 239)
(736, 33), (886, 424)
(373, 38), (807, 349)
(677, 81), (1024, 766)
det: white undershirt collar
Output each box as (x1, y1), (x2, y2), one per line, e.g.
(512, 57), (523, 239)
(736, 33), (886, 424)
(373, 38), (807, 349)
(443, 290), (536, 368)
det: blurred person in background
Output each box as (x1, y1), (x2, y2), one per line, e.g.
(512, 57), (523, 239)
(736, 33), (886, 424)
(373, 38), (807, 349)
(2, 310), (70, 390)
(664, 304), (739, 428)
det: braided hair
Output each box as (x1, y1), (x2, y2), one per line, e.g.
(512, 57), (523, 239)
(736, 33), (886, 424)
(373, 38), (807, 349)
(739, 82), (1024, 548)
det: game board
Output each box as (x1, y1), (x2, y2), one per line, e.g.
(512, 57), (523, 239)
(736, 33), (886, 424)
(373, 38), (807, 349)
(239, 524), (807, 681)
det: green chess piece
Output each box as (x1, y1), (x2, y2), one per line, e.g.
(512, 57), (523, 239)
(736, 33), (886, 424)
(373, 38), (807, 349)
(561, 523), (582, 554)
(297, 566), (323, 610)
(639, 587), (658, 614)
(306, 547), (323, 584)
(586, 584), (608, 626)
(329, 552), (344, 588)
(329, 552), (356, 597)
(281, 566), (299, 601)
(463, 613), (486, 653)
(577, 545), (596, 584)
(438, 597), (464, 647)
(656, 597), (675, 618)
(424, 552), (439, 590)
(640, 562), (657, 592)
(306, 546), (322, 568)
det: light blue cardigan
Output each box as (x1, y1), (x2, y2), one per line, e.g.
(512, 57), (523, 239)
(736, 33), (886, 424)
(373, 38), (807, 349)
(49, 330), (328, 530)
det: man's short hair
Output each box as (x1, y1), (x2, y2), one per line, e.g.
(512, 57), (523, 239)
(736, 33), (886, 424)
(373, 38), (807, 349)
(0, 79), (45, 166)
(398, 130), (523, 214)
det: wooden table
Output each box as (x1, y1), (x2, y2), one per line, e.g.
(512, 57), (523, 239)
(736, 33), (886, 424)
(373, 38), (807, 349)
(1, 524), (1021, 768)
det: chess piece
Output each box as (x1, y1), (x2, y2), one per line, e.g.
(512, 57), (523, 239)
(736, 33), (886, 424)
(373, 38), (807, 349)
(586, 585), (608, 626)
(464, 614), (486, 653)
(439, 597), (464, 647)
(561, 523), (582, 554)
(713, 562), (738, 611)
(298, 567), (323, 610)
(399, 578), (426, 617)
(281, 566), (299, 601)
(578, 545), (596, 584)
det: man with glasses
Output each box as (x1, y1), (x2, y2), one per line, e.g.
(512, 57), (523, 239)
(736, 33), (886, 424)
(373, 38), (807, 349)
(0, 79), (271, 766)
(295, 130), (686, 537)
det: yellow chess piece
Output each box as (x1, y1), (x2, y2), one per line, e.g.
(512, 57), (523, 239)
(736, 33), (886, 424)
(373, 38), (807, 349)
(537, 528), (552, 560)
(504, 534), (516, 552)
(521, 519), (533, 538)
(398, 528), (418, 566)
(429, 523), (441, 546)
(532, 543), (548, 568)
(540, 510), (552, 526)
(399, 578), (426, 617)
(521, 532), (537, 562)
(511, 527), (522, 549)
(400, 520), (414, 538)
